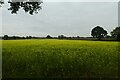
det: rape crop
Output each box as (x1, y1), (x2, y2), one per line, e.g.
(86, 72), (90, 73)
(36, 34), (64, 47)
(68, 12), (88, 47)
(2, 39), (119, 78)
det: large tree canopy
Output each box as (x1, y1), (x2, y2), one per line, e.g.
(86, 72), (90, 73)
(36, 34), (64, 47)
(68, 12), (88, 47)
(0, 0), (4, 7)
(91, 26), (108, 40)
(111, 26), (120, 40)
(0, 0), (43, 15)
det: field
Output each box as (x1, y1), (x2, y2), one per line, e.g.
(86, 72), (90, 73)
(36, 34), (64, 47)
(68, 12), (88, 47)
(2, 39), (119, 78)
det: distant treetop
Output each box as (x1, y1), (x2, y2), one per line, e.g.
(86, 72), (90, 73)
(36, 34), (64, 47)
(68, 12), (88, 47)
(111, 26), (120, 40)
(91, 26), (108, 40)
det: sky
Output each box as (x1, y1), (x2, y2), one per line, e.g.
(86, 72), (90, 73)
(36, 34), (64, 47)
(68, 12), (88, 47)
(0, 0), (119, 37)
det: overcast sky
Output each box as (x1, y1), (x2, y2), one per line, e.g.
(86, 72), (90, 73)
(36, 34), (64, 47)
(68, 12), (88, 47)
(0, 1), (118, 37)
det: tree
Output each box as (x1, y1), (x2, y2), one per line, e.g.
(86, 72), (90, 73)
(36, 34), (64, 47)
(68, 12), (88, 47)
(111, 26), (120, 40)
(91, 26), (108, 40)
(0, 0), (4, 7)
(3, 35), (9, 40)
(8, 0), (42, 15)
(0, 0), (43, 15)
(46, 35), (52, 39)
(58, 35), (66, 39)
(26, 36), (32, 39)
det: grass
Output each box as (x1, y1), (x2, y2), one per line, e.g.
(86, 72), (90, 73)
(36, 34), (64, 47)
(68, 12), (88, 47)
(2, 39), (119, 78)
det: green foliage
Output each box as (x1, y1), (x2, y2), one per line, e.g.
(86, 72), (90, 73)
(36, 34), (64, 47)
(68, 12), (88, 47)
(46, 35), (52, 39)
(0, 0), (4, 7)
(58, 35), (66, 39)
(8, 0), (43, 15)
(111, 26), (120, 40)
(2, 39), (119, 78)
(3, 35), (9, 40)
(91, 26), (108, 40)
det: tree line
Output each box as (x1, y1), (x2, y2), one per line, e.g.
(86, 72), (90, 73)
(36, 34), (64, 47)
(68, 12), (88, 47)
(91, 26), (120, 41)
(2, 26), (120, 41)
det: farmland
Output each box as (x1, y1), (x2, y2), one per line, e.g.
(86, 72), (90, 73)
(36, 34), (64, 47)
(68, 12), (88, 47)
(2, 39), (119, 78)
